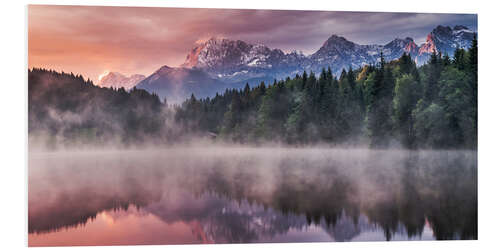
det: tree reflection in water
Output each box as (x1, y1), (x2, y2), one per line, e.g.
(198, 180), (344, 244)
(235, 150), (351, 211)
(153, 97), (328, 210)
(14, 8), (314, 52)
(28, 148), (477, 245)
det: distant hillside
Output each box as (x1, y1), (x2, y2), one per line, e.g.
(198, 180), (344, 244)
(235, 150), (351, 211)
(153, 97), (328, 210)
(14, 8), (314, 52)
(96, 71), (145, 90)
(136, 25), (476, 102)
(135, 65), (228, 104)
(28, 68), (172, 147)
(175, 39), (478, 149)
(28, 34), (477, 149)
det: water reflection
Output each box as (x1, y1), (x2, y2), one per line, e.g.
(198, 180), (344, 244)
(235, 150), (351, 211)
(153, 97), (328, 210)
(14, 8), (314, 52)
(28, 148), (477, 246)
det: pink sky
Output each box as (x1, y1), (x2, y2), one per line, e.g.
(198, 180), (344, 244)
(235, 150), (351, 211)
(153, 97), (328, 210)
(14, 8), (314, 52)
(28, 5), (477, 82)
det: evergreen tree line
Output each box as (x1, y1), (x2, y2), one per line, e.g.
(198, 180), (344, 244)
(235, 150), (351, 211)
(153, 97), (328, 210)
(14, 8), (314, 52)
(28, 37), (477, 149)
(28, 68), (175, 146)
(175, 36), (477, 149)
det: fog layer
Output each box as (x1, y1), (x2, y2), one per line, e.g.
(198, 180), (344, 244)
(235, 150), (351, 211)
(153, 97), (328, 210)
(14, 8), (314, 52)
(29, 147), (477, 245)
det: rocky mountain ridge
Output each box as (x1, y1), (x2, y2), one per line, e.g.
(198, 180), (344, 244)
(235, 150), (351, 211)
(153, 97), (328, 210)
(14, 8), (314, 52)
(134, 25), (476, 102)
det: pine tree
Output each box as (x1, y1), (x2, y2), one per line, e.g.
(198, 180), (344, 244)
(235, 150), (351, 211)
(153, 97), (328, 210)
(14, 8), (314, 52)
(424, 51), (443, 103)
(468, 34), (478, 107)
(366, 52), (395, 148)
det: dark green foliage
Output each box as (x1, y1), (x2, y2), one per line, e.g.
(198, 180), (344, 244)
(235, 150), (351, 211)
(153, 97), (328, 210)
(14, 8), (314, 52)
(257, 80), (291, 140)
(176, 43), (477, 149)
(365, 53), (396, 147)
(423, 52), (444, 103)
(412, 36), (477, 149)
(28, 68), (172, 147)
(30, 39), (477, 149)
(393, 74), (420, 147)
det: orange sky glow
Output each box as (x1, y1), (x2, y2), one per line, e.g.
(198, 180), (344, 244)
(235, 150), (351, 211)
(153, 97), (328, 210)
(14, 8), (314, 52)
(28, 5), (477, 82)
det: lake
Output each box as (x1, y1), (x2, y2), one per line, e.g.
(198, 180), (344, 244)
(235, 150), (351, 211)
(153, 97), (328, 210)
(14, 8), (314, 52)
(28, 147), (477, 246)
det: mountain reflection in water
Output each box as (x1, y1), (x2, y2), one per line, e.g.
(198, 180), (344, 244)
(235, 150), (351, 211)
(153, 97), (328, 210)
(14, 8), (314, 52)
(28, 148), (477, 246)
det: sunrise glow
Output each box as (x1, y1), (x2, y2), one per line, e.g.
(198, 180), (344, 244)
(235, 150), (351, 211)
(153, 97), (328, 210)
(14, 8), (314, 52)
(98, 70), (110, 82)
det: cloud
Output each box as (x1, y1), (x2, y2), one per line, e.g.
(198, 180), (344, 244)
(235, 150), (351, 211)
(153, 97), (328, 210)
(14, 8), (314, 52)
(28, 5), (477, 81)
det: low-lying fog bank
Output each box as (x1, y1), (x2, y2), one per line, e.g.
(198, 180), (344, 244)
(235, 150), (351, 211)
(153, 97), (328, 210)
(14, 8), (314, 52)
(29, 146), (477, 241)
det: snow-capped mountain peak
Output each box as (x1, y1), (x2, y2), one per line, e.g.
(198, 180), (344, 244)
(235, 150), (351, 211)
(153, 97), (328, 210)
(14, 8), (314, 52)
(181, 37), (255, 69)
(134, 24), (476, 103)
(178, 24), (475, 85)
(96, 71), (145, 90)
(321, 34), (357, 50)
(416, 25), (475, 64)
(180, 36), (308, 82)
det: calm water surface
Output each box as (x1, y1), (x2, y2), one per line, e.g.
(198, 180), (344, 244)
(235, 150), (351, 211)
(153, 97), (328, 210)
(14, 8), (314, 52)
(28, 148), (477, 246)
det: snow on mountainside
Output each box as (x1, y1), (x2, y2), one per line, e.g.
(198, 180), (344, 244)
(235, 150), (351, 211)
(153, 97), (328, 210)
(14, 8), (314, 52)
(181, 37), (309, 83)
(97, 72), (145, 90)
(383, 37), (419, 59)
(416, 25), (475, 64)
(309, 35), (421, 74)
(181, 25), (475, 81)
(181, 37), (307, 71)
(310, 34), (373, 70)
(135, 25), (476, 103)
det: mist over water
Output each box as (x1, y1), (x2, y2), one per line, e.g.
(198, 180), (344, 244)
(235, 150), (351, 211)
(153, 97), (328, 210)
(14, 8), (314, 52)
(27, 8), (478, 246)
(28, 146), (477, 246)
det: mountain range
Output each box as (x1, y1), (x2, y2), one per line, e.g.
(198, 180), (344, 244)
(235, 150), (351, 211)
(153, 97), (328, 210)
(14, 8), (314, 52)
(135, 65), (223, 103)
(107, 25), (476, 103)
(97, 72), (145, 90)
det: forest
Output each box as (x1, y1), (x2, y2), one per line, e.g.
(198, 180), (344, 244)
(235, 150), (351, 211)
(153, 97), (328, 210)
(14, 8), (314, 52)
(176, 37), (477, 149)
(28, 68), (174, 146)
(29, 36), (477, 149)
